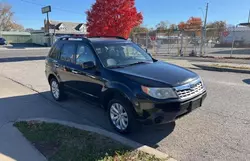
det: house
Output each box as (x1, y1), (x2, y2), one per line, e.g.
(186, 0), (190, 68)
(44, 20), (87, 36)
(43, 20), (87, 46)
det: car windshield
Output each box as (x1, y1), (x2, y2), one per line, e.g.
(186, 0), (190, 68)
(93, 43), (153, 68)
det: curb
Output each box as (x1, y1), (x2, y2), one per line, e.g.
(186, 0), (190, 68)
(192, 64), (250, 74)
(16, 118), (176, 161)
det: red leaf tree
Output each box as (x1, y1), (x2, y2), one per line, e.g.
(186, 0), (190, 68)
(178, 17), (202, 31)
(186, 17), (202, 30)
(86, 0), (143, 39)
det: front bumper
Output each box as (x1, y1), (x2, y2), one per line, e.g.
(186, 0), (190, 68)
(135, 91), (207, 124)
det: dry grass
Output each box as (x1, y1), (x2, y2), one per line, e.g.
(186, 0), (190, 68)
(15, 121), (162, 161)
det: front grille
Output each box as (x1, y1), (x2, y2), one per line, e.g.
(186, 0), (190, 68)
(175, 79), (204, 100)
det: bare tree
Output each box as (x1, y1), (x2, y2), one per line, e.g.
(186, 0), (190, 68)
(25, 28), (35, 32)
(0, 3), (24, 31)
(207, 21), (226, 40)
(156, 21), (169, 32)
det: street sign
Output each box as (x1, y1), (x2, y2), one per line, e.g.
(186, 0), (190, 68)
(150, 36), (156, 41)
(42, 6), (51, 14)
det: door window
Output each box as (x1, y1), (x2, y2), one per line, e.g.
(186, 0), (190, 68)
(76, 44), (96, 65)
(60, 44), (75, 63)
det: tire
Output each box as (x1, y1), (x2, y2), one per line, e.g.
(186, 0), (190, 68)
(108, 98), (138, 134)
(49, 78), (65, 101)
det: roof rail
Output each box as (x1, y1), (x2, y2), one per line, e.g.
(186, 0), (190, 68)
(58, 35), (90, 42)
(88, 36), (127, 40)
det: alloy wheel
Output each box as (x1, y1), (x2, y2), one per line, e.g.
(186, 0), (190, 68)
(110, 103), (129, 131)
(51, 80), (60, 99)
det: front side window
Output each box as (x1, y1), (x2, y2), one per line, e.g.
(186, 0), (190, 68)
(60, 44), (75, 63)
(93, 43), (153, 67)
(76, 44), (96, 65)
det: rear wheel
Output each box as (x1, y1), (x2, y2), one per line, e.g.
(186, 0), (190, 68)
(50, 78), (65, 101)
(108, 98), (138, 134)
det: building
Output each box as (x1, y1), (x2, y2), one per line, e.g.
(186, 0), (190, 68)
(43, 20), (87, 46)
(0, 31), (32, 43)
(220, 27), (250, 47)
(44, 20), (87, 36)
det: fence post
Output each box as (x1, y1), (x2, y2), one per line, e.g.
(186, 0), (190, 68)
(146, 32), (148, 49)
(180, 32), (183, 56)
(230, 26), (236, 57)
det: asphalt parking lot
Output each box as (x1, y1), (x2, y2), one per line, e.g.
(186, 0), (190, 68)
(0, 49), (250, 161)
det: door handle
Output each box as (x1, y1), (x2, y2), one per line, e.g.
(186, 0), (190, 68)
(72, 70), (79, 74)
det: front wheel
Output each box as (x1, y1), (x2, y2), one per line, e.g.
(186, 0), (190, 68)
(108, 98), (138, 134)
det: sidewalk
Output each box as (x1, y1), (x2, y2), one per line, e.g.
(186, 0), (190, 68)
(0, 75), (96, 161)
(0, 123), (47, 161)
(163, 58), (250, 74)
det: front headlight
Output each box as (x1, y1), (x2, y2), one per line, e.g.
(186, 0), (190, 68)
(141, 86), (178, 99)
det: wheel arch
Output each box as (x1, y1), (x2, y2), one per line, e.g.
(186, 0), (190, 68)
(48, 73), (59, 84)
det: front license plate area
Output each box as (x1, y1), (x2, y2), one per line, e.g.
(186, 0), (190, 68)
(190, 98), (202, 111)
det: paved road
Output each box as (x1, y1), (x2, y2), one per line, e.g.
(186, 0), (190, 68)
(0, 48), (49, 59)
(0, 50), (250, 161)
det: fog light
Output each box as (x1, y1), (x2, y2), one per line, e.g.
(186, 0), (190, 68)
(134, 101), (139, 106)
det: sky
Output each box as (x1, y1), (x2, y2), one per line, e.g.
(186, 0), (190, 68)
(3, 0), (250, 29)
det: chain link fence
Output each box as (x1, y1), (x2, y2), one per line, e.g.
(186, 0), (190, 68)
(132, 26), (250, 58)
(132, 31), (203, 56)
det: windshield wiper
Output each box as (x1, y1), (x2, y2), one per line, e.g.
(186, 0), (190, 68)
(108, 61), (150, 69)
(127, 61), (150, 66)
(107, 65), (126, 69)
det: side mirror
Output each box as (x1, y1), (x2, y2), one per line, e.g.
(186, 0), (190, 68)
(82, 61), (95, 69)
(144, 48), (148, 53)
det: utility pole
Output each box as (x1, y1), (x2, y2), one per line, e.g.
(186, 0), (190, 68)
(180, 31), (183, 56)
(248, 9), (250, 23)
(42, 6), (52, 46)
(200, 2), (209, 56)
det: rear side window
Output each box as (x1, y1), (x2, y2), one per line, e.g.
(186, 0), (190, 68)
(60, 44), (76, 63)
(49, 43), (61, 59)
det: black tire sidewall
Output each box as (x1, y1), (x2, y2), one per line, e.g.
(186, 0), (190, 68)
(108, 98), (137, 134)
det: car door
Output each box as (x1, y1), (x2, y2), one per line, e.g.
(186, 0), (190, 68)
(56, 42), (77, 89)
(70, 43), (104, 101)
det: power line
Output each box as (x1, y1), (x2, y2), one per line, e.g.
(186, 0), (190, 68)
(19, 0), (83, 15)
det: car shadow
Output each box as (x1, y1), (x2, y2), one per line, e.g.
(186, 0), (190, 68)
(39, 91), (176, 147)
(0, 90), (176, 150)
(0, 56), (46, 63)
(242, 79), (250, 85)
(127, 122), (175, 148)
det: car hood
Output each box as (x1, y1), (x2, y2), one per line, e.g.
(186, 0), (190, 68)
(110, 61), (198, 87)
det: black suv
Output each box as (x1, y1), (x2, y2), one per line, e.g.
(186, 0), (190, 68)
(45, 36), (207, 133)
